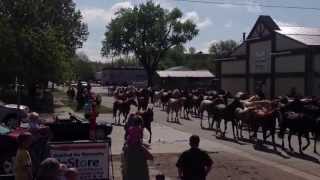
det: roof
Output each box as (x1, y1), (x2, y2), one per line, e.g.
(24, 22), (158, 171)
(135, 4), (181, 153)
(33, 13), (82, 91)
(247, 15), (280, 39)
(276, 26), (320, 46)
(102, 66), (144, 71)
(165, 66), (191, 71)
(156, 70), (215, 78)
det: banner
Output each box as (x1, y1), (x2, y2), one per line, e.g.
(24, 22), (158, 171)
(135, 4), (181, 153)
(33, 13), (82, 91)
(50, 141), (109, 180)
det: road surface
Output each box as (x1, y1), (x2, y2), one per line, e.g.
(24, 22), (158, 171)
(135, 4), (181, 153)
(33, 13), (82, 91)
(82, 87), (320, 179)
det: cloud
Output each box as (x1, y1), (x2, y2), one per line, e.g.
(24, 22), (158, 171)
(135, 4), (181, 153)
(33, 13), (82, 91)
(224, 20), (233, 28)
(81, 2), (133, 24)
(217, 0), (262, 13)
(180, 11), (212, 29)
(129, 0), (174, 10)
(275, 19), (298, 27)
(246, 3), (262, 13)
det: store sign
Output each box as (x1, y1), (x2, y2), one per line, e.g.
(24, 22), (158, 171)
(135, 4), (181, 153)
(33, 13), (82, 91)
(50, 141), (109, 180)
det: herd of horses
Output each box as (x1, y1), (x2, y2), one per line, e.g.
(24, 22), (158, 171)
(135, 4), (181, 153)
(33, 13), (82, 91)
(112, 86), (320, 154)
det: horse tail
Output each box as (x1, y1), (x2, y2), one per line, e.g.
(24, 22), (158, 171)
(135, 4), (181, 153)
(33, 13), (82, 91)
(113, 102), (118, 118)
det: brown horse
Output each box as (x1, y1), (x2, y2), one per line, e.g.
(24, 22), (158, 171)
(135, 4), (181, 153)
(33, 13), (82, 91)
(113, 98), (137, 125)
(166, 98), (182, 123)
(160, 91), (171, 111)
(199, 100), (214, 129)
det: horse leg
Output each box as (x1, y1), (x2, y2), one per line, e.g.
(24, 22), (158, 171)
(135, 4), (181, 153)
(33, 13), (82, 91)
(223, 119), (228, 137)
(281, 134), (285, 150)
(303, 132), (310, 151)
(271, 129), (277, 151)
(123, 112), (128, 124)
(146, 125), (152, 144)
(215, 118), (220, 136)
(208, 113), (211, 129)
(240, 121), (243, 138)
(298, 133), (303, 154)
(231, 121), (237, 140)
(288, 131), (294, 152)
(314, 132), (318, 153)
(262, 128), (267, 144)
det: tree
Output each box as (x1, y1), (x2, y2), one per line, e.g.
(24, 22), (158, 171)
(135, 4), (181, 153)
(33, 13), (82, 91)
(189, 47), (196, 54)
(72, 53), (95, 81)
(101, 1), (198, 86)
(0, 0), (88, 89)
(208, 40), (238, 58)
(159, 45), (186, 70)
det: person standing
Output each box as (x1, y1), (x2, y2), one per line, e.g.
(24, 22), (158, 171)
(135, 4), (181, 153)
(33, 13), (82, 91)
(89, 100), (98, 140)
(176, 135), (213, 180)
(15, 132), (33, 180)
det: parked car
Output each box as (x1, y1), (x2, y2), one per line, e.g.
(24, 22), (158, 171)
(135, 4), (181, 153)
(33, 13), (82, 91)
(45, 113), (113, 141)
(0, 104), (29, 128)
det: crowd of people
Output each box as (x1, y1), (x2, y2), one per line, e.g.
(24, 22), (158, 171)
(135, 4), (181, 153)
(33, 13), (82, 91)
(67, 81), (101, 140)
(15, 132), (79, 180)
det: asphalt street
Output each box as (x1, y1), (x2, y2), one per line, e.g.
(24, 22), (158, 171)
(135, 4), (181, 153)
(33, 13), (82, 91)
(88, 87), (320, 179)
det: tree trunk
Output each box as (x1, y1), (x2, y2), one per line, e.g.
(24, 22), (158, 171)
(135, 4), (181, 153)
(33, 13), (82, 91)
(146, 69), (154, 88)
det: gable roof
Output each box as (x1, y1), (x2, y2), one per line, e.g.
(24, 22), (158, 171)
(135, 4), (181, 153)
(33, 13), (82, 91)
(247, 15), (280, 39)
(156, 70), (214, 78)
(276, 26), (320, 46)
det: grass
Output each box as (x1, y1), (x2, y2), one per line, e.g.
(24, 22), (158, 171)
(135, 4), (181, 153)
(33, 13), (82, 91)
(54, 88), (113, 114)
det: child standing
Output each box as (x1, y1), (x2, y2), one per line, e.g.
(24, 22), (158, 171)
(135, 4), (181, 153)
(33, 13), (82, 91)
(15, 132), (33, 180)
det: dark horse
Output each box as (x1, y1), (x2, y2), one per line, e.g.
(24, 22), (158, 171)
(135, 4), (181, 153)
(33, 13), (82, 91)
(251, 103), (278, 150)
(218, 98), (243, 140)
(278, 98), (320, 153)
(113, 98), (137, 125)
(137, 90), (149, 111)
(138, 106), (154, 143)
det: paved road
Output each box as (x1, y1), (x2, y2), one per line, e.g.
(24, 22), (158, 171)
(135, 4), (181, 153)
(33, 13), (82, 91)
(91, 87), (320, 180)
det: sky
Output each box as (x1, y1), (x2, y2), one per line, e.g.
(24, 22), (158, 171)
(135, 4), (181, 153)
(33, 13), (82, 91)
(73, 0), (320, 62)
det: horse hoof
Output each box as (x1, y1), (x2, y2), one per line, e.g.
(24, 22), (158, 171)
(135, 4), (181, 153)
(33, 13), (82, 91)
(299, 150), (304, 154)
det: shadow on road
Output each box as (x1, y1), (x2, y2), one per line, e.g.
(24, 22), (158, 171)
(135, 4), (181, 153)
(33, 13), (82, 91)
(253, 143), (290, 159)
(216, 135), (247, 145)
(285, 150), (320, 164)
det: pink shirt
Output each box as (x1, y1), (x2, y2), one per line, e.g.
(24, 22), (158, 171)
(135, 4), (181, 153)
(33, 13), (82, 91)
(127, 127), (143, 146)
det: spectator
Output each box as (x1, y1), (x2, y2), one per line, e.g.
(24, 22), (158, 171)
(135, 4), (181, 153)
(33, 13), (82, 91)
(15, 132), (33, 180)
(36, 158), (61, 180)
(126, 116), (143, 147)
(65, 168), (80, 180)
(29, 112), (40, 129)
(176, 135), (213, 180)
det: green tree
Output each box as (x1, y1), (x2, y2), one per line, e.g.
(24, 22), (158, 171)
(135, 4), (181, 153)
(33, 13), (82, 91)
(72, 53), (95, 81)
(0, 0), (88, 90)
(101, 1), (198, 86)
(208, 40), (238, 58)
(159, 45), (186, 70)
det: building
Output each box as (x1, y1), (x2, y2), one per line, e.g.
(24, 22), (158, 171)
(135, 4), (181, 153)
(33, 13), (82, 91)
(155, 67), (216, 89)
(216, 15), (320, 97)
(101, 67), (147, 87)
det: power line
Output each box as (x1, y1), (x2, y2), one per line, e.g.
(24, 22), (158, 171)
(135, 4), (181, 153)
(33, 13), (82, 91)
(174, 0), (320, 11)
